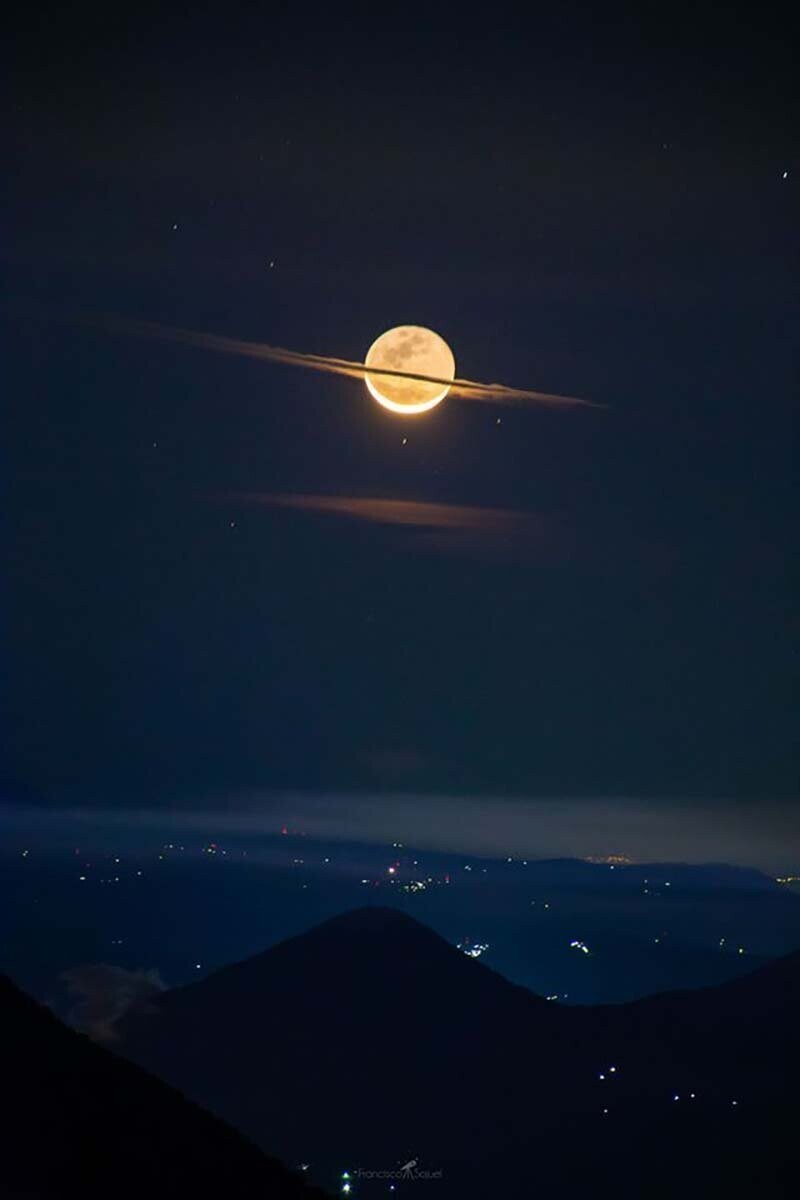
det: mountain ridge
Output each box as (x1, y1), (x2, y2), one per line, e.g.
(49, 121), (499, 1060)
(116, 904), (800, 1197)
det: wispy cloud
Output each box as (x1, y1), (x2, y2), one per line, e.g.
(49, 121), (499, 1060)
(61, 964), (166, 1042)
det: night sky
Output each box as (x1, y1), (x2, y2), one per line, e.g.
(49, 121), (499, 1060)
(6, 9), (797, 857)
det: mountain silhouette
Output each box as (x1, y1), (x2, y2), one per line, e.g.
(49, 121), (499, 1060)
(1, 974), (327, 1198)
(117, 906), (798, 1197)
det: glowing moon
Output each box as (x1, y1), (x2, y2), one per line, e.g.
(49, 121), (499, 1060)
(364, 326), (455, 415)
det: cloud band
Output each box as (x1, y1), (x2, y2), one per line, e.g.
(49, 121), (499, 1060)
(91, 314), (596, 409)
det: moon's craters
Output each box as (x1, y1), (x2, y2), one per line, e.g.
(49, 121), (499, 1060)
(364, 326), (455, 414)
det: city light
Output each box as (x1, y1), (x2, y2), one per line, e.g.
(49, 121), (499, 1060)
(458, 940), (490, 959)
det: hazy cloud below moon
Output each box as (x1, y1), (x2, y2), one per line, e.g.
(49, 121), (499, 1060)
(233, 493), (564, 561)
(245, 493), (541, 530)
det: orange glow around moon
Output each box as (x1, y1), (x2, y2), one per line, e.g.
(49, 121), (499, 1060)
(364, 326), (455, 414)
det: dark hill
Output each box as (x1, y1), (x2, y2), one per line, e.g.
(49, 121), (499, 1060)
(118, 905), (800, 1198)
(119, 906), (576, 1175)
(593, 948), (800, 1097)
(0, 974), (327, 1198)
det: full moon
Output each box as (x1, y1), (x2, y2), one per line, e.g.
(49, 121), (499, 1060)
(364, 326), (455, 415)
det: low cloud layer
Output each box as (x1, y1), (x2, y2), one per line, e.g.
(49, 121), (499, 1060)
(6, 792), (795, 872)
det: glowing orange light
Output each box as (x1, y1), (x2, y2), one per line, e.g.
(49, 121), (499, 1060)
(364, 326), (455, 415)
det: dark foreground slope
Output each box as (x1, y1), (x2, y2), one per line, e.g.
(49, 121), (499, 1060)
(118, 907), (800, 1198)
(0, 975), (327, 1199)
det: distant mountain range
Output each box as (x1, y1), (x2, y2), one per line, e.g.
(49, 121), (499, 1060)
(0, 974), (327, 1198)
(116, 906), (799, 1198)
(5, 838), (799, 1006)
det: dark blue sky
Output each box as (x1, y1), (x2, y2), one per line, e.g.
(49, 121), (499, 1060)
(6, 9), (796, 822)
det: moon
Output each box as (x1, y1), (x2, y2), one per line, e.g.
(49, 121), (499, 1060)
(364, 326), (455, 415)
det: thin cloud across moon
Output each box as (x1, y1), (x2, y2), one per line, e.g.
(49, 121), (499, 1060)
(76, 313), (597, 410)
